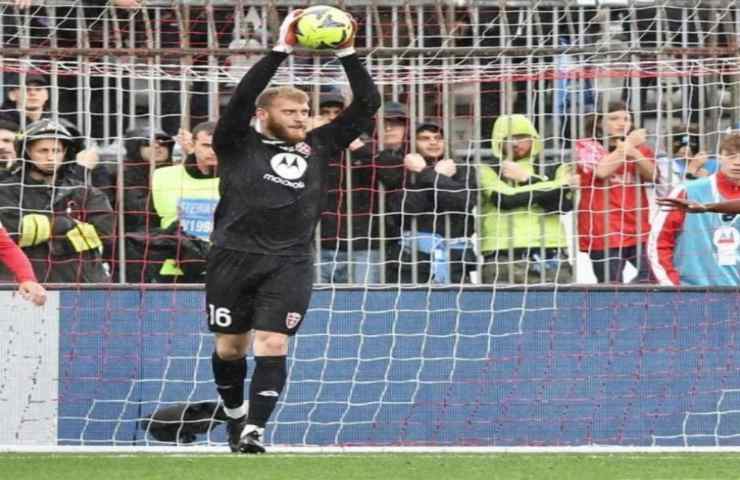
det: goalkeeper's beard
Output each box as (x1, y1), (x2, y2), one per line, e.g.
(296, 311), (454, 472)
(266, 117), (306, 144)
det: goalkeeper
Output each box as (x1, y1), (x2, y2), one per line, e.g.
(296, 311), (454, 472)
(207, 10), (380, 454)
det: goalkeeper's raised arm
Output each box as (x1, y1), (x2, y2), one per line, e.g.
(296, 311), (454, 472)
(213, 10), (303, 153)
(309, 26), (382, 153)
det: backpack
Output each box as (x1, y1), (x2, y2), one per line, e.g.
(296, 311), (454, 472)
(139, 401), (229, 444)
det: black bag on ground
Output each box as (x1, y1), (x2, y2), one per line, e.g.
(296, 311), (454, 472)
(139, 401), (229, 444)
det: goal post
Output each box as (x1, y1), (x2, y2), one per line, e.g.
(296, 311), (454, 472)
(0, 0), (738, 451)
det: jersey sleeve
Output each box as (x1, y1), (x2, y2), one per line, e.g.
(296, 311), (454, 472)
(0, 226), (37, 283)
(311, 54), (381, 154)
(647, 186), (686, 286)
(213, 51), (289, 154)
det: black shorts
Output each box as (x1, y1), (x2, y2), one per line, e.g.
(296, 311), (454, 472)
(205, 246), (313, 335)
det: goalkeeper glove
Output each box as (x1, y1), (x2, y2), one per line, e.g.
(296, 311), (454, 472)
(274, 9), (304, 54)
(335, 17), (358, 58)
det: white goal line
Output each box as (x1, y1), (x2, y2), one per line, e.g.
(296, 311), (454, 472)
(3, 445), (740, 454)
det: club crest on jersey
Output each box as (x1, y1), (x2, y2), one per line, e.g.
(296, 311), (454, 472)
(285, 312), (302, 329)
(295, 142), (312, 157)
(270, 153), (307, 180)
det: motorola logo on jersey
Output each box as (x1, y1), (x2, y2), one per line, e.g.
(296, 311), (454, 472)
(270, 153), (307, 180)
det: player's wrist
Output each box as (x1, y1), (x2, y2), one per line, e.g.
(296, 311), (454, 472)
(273, 44), (293, 54)
(335, 46), (356, 58)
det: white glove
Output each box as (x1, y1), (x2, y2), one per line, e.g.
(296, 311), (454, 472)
(274, 9), (304, 54)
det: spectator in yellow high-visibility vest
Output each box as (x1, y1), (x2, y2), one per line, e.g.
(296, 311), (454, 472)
(149, 121), (219, 283)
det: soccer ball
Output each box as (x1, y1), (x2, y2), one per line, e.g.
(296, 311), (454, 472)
(295, 6), (354, 50)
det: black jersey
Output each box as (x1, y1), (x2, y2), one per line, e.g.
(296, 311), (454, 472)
(211, 51), (380, 257)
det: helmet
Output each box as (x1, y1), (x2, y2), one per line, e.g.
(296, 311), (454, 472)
(21, 119), (75, 146)
(17, 119), (79, 176)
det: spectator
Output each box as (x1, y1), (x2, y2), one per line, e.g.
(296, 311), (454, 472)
(0, 119), (114, 283)
(480, 114), (575, 284)
(379, 101), (409, 151)
(656, 126), (718, 196)
(0, 73), (49, 129)
(119, 127), (175, 234)
(314, 91), (382, 284)
(0, 119), (19, 173)
(144, 121), (219, 283)
(649, 133), (740, 286)
(376, 121), (477, 284)
(575, 101), (656, 283)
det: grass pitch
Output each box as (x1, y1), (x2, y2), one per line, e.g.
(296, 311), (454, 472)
(3, 453), (740, 480)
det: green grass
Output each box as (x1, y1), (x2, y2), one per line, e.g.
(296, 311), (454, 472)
(3, 453), (740, 480)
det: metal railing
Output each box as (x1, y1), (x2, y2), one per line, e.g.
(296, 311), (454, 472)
(0, 0), (737, 284)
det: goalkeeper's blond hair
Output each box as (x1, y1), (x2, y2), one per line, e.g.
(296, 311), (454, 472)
(256, 87), (309, 109)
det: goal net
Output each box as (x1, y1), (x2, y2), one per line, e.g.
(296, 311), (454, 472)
(0, 0), (739, 449)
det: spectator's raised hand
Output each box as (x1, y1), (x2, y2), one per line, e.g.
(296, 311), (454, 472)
(349, 138), (365, 152)
(114, 0), (142, 9)
(501, 160), (530, 183)
(76, 147), (99, 170)
(175, 128), (194, 155)
(434, 159), (457, 177)
(625, 128), (647, 148)
(568, 173), (581, 189)
(403, 153), (426, 173)
(687, 151), (710, 177)
(14, 0), (32, 10)
(18, 280), (46, 306)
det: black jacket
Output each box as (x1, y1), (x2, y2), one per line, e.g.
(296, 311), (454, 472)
(119, 154), (214, 284)
(112, 127), (175, 234)
(320, 138), (381, 251)
(375, 148), (477, 240)
(0, 164), (114, 283)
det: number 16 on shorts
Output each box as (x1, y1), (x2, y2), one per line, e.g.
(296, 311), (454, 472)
(208, 303), (233, 328)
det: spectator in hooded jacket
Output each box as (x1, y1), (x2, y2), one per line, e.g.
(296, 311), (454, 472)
(376, 121), (477, 283)
(480, 114), (575, 284)
(0, 119), (114, 283)
(118, 127), (175, 234)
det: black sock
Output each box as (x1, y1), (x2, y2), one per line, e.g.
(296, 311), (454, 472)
(211, 351), (247, 411)
(247, 356), (287, 428)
